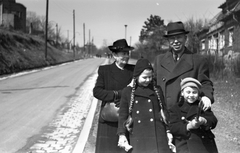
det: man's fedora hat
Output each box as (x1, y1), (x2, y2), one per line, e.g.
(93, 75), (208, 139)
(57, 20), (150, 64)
(164, 21), (189, 37)
(108, 39), (134, 52)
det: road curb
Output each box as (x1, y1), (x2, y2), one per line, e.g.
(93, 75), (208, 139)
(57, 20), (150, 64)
(72, 97), (98, 153)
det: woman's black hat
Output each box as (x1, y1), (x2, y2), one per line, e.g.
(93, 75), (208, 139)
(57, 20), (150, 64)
(108, 39), (134, 52)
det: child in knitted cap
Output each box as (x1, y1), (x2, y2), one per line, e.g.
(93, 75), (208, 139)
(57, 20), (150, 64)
(168, 77), (218, 153)
(117, 59), (173, 153)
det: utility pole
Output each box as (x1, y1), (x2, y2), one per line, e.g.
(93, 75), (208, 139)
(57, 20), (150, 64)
(45, 0), (49, 60)
(89, 29), (91, 57)
(124, 25), (127, 40)
(56, 23), (58, 44)
(83, 23), (85, 54)
(73, 9), (75, 60)
(130, 36), (132, 46)
(67, 30), (69, 52)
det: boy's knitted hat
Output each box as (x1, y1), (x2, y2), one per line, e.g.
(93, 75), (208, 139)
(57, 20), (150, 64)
(133, 59), (153, 77)
(180, 77), (202, 90)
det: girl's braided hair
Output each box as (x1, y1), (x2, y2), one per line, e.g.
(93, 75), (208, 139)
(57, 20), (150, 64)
(123, 77), (137, 133)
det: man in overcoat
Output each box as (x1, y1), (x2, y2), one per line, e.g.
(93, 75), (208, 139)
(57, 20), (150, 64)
(154, 21), (214, 110)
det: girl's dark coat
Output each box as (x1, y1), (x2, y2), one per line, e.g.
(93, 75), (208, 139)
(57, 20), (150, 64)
(169, 100), (218, 153)
(117, 86), (172, 153)
(93, 62), (134, 153)
(154, 48), (214, 109)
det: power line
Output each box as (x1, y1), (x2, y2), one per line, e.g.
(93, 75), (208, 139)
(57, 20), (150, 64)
(50, 0), (72, 16)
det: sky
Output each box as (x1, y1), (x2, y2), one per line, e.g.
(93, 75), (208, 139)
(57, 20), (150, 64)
(17, 0), (224, 48)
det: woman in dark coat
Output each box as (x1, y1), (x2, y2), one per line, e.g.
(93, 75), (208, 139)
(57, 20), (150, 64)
(93, 39), (135, 153)
(117, 59), (172, 153)
(169, 77), (218, 153)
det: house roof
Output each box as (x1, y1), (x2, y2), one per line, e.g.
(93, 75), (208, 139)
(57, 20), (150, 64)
(209, 11), (223, 26)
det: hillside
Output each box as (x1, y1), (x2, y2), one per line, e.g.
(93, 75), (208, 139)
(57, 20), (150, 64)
(0, 28), (82, 76)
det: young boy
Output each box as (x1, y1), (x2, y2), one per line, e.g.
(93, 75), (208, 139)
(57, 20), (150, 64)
(168, 77), (218, 153)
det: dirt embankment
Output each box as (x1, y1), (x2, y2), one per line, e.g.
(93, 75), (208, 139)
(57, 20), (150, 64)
(0, 29), (80, 76)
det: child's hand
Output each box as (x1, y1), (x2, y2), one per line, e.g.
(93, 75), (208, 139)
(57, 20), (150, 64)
(197, 116), (207, 125)
(118, 135), (133, 152)
(167, 132), (176, 153)
(187, 117), (207, 130)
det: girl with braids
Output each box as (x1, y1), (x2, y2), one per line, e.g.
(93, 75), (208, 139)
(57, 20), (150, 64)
(117, 59), (173, 153)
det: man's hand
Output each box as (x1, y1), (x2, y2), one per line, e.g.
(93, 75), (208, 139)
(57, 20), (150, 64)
(201, 96), (211, 111)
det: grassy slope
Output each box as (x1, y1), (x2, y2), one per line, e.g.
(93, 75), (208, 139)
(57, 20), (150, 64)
(0, 29), (79, 76)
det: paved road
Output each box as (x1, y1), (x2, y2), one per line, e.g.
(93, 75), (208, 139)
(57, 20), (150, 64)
(0, 58), (106, 153)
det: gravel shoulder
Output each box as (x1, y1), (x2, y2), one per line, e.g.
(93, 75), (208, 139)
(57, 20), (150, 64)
(211, 79), (240, 153)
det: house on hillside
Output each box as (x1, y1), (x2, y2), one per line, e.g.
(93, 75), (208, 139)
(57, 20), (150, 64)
(197, 0), (240, 58)
(0, 0), (26, 32)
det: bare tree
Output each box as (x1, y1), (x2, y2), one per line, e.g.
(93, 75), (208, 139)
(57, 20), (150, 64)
(26, 11), (65, 43)
(184, 17), (210, 53)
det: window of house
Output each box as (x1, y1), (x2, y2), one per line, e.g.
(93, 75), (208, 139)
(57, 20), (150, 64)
(213, 34), (218, 50)
(201, 39), (205, 50)
(228, 27), (234, 46)
(219, 31), (225, 49)
(208, 36), (212, 49)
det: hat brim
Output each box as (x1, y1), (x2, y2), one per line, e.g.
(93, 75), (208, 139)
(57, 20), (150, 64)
(164, 31), (189, 37)
(108, 46), (134, 52)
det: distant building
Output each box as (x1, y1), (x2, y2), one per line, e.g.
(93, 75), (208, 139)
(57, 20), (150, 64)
(197, 0), (240, 56)
(0, 0), (26, 32)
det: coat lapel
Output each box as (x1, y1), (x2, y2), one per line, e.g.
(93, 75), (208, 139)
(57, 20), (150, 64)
(109, 62), (119, 82)
(161, 49), (194, 81)
(160, 51), (175, 73)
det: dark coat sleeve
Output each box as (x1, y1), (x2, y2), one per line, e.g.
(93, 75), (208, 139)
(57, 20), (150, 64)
(169, 105), (191, 138)
(201, 109), (218, 130)
(194, 55), (214, 103)
(93, 65), (115, 102)
(117, 87), (131, 135)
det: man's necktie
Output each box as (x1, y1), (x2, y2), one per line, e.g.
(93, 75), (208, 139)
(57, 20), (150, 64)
(173, 53), (178, 62)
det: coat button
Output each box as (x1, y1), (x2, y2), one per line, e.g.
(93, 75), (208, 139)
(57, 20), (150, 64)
(150, 118), (153, 122)
(162, 78), (166, 81)
(136, 111), (139, 114)
(135, 100), (138, 104)
(138, 120), (141, 123)
(149, 109), (152, 112)
(202, 136), (205, 138)
(148, 99), (151, 102)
